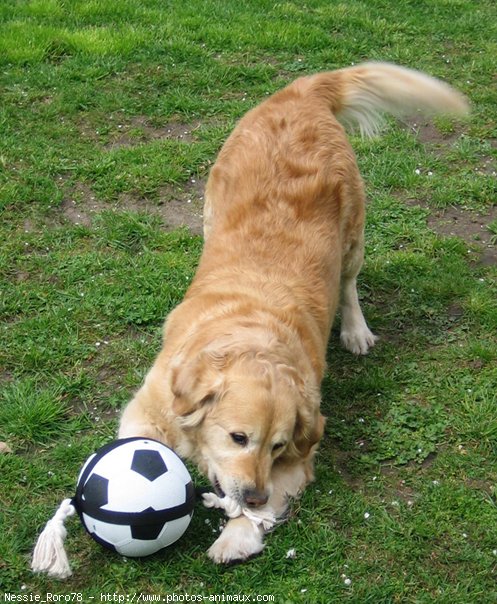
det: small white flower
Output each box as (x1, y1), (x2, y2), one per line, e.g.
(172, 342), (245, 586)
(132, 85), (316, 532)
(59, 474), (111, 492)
(415, 168), (421, 175)
(286, 548), (297, 559)
(344, 578), (352, 586)
(364, 512), (370, 520)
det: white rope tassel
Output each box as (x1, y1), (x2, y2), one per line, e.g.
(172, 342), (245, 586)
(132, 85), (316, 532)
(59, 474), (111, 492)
(31, 498), (76, 579)
(202, 492), (277, 532)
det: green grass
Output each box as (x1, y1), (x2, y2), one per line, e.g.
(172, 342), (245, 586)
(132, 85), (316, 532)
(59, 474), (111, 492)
(1, 0), (497, 601)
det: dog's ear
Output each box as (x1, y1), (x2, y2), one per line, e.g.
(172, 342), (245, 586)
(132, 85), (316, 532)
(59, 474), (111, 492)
(285, 377), (326, 459)
(170, 351), (226, 424)
(292, 406), (326, 458)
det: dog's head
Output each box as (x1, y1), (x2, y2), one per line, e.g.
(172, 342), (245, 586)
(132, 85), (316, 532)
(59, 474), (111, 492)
(170, 341), (324, 508)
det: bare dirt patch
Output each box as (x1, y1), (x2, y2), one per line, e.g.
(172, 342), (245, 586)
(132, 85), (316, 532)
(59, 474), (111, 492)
(406, 200), (497, 266)
(104, 117), (201, 150)
(401, 118), (462, 147)
(155, 177), (205, 234)
(61, 177), (206, 236)
(61, 182), (96, 227)
(399, 118), (497, 265)
(77, 115), (201, 149)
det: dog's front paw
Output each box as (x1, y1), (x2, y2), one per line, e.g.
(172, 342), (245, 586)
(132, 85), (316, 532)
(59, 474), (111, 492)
(340, 326), (378, 355)
(208, 517), (264, 564)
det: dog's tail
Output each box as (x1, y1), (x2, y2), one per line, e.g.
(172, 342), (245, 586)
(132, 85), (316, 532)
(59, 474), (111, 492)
(307, 62), (469, 137)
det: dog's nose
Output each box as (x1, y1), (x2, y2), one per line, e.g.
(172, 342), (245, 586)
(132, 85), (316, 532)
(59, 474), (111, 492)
(243, 488), (269, 507)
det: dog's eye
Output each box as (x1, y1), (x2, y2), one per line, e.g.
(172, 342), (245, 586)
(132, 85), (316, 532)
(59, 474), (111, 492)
(230, 432), (248, 446)
(272, 442), (285, 452)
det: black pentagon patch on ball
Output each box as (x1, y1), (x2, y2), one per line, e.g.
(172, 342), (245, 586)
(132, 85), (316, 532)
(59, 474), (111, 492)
(130, 521), (165, 540)
(82, 473), (109, 507)
(131, 449), (168, 481)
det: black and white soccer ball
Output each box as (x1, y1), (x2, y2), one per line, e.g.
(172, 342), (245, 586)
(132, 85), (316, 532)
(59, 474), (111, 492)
(73, 438), (195, 557)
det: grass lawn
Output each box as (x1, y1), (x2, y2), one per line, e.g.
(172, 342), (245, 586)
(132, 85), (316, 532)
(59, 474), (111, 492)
(1, 0), (496, 601)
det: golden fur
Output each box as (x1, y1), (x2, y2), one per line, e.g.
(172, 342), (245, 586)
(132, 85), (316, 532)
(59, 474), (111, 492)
(119, 62), (467, 562)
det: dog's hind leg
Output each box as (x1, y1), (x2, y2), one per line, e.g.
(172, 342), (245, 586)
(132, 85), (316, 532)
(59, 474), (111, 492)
(339, 227), (378, 355)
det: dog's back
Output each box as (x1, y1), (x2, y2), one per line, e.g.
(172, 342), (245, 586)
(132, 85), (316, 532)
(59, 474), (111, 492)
(196, 62), (469, 351)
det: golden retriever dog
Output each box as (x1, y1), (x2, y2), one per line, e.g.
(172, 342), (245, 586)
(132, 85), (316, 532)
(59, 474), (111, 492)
(118, 62), (467, 562)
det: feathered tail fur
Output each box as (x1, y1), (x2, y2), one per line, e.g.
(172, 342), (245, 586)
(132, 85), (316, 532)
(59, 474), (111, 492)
(308, 62), (469, 137)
